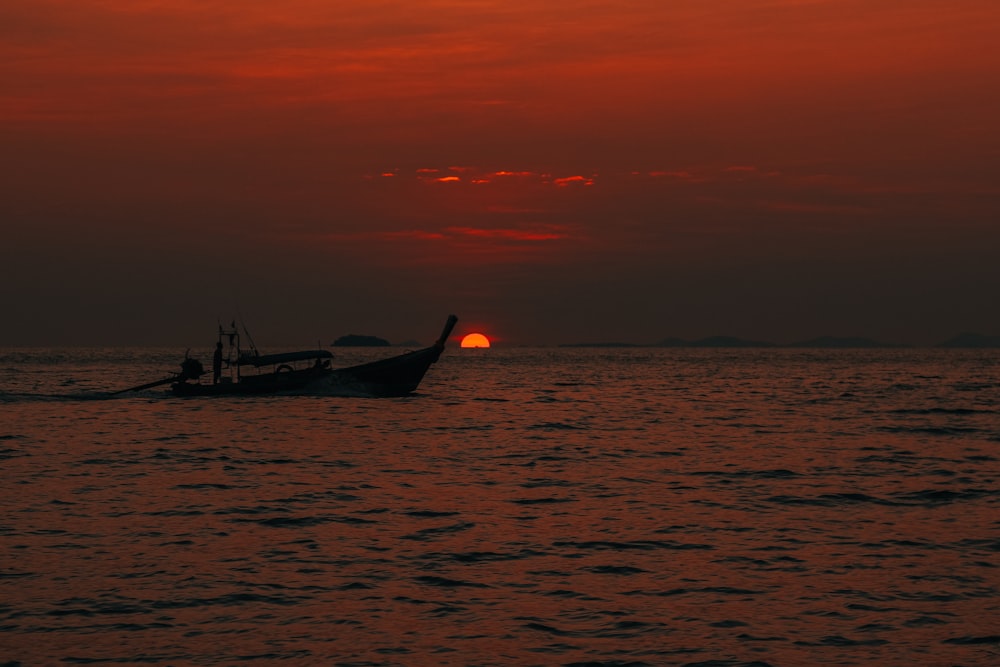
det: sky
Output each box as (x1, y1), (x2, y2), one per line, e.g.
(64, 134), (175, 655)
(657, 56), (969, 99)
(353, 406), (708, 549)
(2, 0), (998, 347)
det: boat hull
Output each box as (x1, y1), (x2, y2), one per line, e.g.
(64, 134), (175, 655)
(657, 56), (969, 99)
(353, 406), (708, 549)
(171, 365), (328, 397)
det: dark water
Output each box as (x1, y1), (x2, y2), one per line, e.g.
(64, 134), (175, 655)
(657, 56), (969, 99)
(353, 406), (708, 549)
(1, 347), (998, 666)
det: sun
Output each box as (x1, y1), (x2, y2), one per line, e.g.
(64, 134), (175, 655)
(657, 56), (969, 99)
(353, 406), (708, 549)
(460, 332), (491, 348)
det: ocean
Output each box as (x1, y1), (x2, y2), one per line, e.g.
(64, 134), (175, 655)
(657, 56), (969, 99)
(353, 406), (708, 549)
(1, 346), (998, 666)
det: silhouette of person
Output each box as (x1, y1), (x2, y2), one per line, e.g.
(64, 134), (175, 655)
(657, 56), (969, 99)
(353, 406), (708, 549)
(213, 341), (223, 384)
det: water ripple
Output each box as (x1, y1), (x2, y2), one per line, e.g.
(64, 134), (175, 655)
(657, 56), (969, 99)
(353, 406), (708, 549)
(2, 347), (997, 665)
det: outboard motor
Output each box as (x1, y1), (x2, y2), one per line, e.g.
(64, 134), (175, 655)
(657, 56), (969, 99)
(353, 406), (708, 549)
(179, 357), (205, 381)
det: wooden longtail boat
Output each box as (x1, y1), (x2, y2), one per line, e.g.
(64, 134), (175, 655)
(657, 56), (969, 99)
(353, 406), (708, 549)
(116, 315), (457, 398)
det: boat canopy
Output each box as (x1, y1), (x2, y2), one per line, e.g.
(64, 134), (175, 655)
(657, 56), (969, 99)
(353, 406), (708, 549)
(238, 350), (333, 368)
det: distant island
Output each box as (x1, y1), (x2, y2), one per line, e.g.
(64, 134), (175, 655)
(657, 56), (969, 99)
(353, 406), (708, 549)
(787, 336), (906, 349)
(936, 332), (1000, 348)
(559, 342), (641, 348)
(332, 334), (391, 347)
(656, 335), (775, 348)
(558, 332), (999, 348)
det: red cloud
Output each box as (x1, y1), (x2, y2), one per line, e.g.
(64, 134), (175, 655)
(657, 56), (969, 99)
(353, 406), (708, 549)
(552, 175), (595, 187)
(377, 230), (446, 241)
(447, 226), (566, 241)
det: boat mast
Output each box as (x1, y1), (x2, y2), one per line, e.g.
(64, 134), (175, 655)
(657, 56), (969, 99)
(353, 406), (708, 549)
(218, 321), (242, 382)
(241, 319), (259, 358)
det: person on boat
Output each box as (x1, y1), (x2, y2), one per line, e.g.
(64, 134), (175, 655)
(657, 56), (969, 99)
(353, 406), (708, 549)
(213, 341), (224, 384)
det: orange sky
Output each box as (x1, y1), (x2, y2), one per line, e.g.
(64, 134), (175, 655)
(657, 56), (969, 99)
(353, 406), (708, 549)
(2, 0), (998, 345)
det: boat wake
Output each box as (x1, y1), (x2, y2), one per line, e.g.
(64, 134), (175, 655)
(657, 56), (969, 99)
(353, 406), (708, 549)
(0, 390), (123, 403)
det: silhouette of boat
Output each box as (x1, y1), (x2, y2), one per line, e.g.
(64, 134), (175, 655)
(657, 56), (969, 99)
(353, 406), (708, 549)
(116, 315), (457, 398)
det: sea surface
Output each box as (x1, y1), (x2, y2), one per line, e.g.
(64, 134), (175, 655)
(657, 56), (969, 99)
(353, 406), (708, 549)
(1, 346), (998, 666)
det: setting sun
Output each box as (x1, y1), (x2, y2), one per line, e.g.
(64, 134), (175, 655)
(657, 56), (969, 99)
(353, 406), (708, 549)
(460, 333), (491, 348)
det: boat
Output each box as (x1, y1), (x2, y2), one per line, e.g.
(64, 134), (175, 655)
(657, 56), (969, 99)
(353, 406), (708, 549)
(115, 315), (457, 398)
